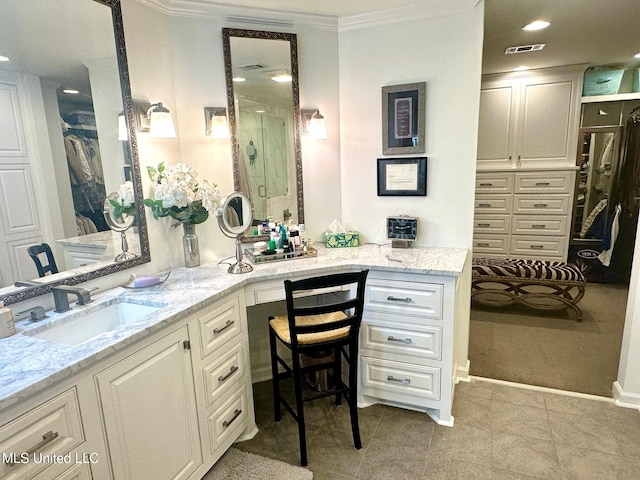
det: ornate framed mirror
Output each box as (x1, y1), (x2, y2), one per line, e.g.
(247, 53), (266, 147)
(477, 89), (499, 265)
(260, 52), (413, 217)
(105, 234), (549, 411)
(222, 28), (304, 242)
(0, 0), (150, 305)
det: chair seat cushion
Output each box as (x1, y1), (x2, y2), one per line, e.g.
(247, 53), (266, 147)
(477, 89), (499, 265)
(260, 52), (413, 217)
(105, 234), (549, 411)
(269, 311), (349, 345)
(472, 258), (585, 283)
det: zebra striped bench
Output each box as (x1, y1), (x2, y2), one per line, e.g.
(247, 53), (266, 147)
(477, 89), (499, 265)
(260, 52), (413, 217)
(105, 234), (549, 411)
(471, 258), (586, 321)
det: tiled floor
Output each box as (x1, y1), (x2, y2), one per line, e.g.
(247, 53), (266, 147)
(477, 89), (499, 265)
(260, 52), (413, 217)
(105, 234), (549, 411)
(235, 378), (640, 479)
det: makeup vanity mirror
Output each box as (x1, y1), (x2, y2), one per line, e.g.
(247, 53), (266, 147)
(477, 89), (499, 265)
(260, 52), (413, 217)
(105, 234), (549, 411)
(0, 0), (149, 305)
(217, 191), (254, 274)
(222, 28), (304, 242)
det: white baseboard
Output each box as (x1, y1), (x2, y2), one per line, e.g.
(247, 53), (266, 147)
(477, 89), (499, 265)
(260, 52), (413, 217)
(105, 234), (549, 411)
(456, 359), (471, 383)
(613, 381), (640, 410)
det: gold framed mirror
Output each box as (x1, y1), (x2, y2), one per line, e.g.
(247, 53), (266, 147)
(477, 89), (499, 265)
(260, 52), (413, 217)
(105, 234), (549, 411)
(222, 28), (304, 242)
(0, 0), (150, 305)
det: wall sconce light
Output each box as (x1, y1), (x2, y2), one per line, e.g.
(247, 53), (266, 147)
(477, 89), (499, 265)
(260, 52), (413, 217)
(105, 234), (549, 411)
(133, 100), (177, 138)
(204, 107), (230, 138)
(302, 109), (327, 139)
(118, 111), (128, 141)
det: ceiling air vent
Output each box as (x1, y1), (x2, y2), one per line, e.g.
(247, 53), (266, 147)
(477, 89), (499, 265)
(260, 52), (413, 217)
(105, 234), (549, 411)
(239, 64), (266, 71)
(505, 44), (545, 55)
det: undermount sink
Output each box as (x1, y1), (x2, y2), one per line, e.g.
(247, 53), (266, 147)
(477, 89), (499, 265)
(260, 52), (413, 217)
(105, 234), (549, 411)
(25, 300), (164, 346)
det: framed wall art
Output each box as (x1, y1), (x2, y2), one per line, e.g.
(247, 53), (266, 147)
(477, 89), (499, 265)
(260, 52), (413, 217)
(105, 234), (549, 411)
(382, 82), (426, 155)
(377, 157), (427, 196)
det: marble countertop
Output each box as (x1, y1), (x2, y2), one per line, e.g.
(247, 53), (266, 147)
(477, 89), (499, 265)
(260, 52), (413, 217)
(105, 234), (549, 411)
(0, 244), (468, 412)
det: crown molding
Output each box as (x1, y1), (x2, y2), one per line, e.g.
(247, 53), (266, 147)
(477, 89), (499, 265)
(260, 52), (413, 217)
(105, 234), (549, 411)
(133, 0), (480, 31)
(339, 0), (481, 31)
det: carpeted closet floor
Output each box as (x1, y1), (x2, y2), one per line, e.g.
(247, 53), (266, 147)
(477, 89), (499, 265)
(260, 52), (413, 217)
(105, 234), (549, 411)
(469, 281), (629, 397)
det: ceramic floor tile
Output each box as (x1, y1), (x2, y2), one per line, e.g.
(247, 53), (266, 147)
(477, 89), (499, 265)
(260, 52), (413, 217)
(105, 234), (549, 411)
(555, 444), (618, 480)
(548, 410), (622, 456)
(372, 405), (435, 447)
(356, 438), (428, 480)
(491, 382), (547, 409)
(451, 395), (492, 429)
(491, 399), (552, 441)
(490, 430), (561, 479)
(306, 424), (368, 477)
(429, 424), (491, 465)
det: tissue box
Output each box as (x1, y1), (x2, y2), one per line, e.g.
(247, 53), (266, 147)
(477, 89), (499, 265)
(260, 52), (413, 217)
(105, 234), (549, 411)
(324, 232), (360, 248)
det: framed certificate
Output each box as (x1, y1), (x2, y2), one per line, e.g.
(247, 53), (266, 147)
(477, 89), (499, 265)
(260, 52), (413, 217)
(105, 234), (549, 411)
(377, 157), (427, 196)
(382, 82), (426, 155)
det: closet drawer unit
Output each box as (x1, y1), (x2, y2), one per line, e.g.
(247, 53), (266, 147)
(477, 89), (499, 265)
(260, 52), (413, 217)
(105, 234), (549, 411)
(509, 235), (566, 258)
(360, 356), (441, 404)
(475, 173), (514, 193)
(513, 194), (571, 215)
(0, 389), (85, 480)
(473, 215), (510, 234)
(474, 195), (513, 214)
(511, 215), (568, 236)
(198, 296), (242, 359)
(364, 280), (443, 322)
(361, 321), (442, 361)
(208, 387), (249, 454)
(472, 234), (509, 256)
(514, 171), (575, 194)
(203, 339), (245, 408)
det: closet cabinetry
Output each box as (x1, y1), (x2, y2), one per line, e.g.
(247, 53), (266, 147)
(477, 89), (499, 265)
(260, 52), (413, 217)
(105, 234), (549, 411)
(478, 66), (584, 169)
(473, 169), (576, 261)
(359, 271), (457, 426)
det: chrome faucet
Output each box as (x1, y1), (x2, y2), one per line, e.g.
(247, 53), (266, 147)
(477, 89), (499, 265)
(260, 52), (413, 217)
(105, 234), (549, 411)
(51, 285), (94, 313)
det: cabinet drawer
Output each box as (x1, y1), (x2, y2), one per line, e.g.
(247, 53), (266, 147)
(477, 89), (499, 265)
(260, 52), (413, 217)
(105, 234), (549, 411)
(0, 389), (84, 480)
(364, 279), (443, 322)
(198, 297), (242, 358)
(360, 356), (441, 403)
(513, 194), (571, 215)
(361, 321), (441, 360)
(515, 171), (574, 194)
(208, 387), (249, 454)
(203, 339), (245, 408)
(472, 234), (509, 255)
(51, 463), (92, 480)
(511, 215), (568, 236)
(474, 195), (512, 214)
(475, 173), (514, 193)
(473, 215), (510, 234)
(510, 235), (566, 257)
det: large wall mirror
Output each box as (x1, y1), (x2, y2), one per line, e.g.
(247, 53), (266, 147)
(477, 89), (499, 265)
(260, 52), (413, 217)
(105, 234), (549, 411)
(0, 0), (149, 305)
(222, 28), (304, 241)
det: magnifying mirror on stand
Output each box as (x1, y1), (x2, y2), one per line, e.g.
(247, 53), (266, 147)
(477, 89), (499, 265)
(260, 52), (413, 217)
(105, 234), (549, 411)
(217, 192), (254, 274)
(103, 196), (137, 262)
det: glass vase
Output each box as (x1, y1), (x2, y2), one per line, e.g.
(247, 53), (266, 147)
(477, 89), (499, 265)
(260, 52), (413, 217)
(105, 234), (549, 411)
(182, 223), (201, 267)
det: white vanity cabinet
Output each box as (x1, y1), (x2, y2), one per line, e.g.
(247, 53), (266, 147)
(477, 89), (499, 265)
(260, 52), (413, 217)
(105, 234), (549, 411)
(478, 66), (583, 169)
(95, 325), (202, 480)
(473, 169), (576, 261)
(358, 271), (458, 426)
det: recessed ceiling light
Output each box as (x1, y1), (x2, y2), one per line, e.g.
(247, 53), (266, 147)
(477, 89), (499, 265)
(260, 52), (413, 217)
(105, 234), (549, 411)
(0, 54), (10, 62)
(523, 20), (550, 31)
(270, 72), (292, 83)
(62, 89), (79, 94)
(513, 65), (531, 72)
(232, 77), (246, 83)
(635, 53), (640, 59)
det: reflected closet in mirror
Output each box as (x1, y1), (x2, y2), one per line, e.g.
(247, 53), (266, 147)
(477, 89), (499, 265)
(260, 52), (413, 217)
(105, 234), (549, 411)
(222, 28), (304, 242)
(0, 0), (150, 306)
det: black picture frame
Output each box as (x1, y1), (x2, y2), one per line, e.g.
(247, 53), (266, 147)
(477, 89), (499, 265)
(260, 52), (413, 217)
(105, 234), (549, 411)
(382, 82), (426, 155)
(377, 157), (427, 196)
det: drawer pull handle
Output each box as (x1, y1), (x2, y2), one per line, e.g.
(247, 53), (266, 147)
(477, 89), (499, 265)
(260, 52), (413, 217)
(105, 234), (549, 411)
(531, 224), (546, 229)
(387, 375), (411, 385)
(218, 365), (239, 383)
(476, 242), (490, 247)
(386, 296), (412, 303)
(387, 336), (412, 344)
(478, 203), (491, 207)
(535, 182), (550, 186)
(213, 320), (235, 335)
(7, 430), (59, 467)
(479, 182), (493, 187)
(533, 203), (548, 208)
(223, 409), (243, 428)
(477, 223), (491, 227)
(530, 245), (545, 249)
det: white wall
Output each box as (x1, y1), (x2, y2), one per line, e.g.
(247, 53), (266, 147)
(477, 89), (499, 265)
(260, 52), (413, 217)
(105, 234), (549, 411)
(338, 6), (483, 248)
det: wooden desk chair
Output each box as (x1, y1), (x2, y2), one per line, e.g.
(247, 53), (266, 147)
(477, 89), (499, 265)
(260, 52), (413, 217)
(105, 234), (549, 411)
(27, 243), (59, 277)
(268, 269), (369, 466)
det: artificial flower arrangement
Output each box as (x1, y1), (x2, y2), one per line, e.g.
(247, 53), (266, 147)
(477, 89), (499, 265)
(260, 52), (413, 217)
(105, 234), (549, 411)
(143, 162), (221, 227)
(108, 180), (136, 219)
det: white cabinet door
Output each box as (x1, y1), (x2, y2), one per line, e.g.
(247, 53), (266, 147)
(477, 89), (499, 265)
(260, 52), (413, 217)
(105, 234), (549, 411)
(96, 326), (202, 480)
(477, 84), (517, 166)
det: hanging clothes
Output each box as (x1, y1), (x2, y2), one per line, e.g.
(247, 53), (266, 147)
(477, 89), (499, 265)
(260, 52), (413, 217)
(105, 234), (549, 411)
(598, 204), (621, 267)
(594, 132), (614, 191)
